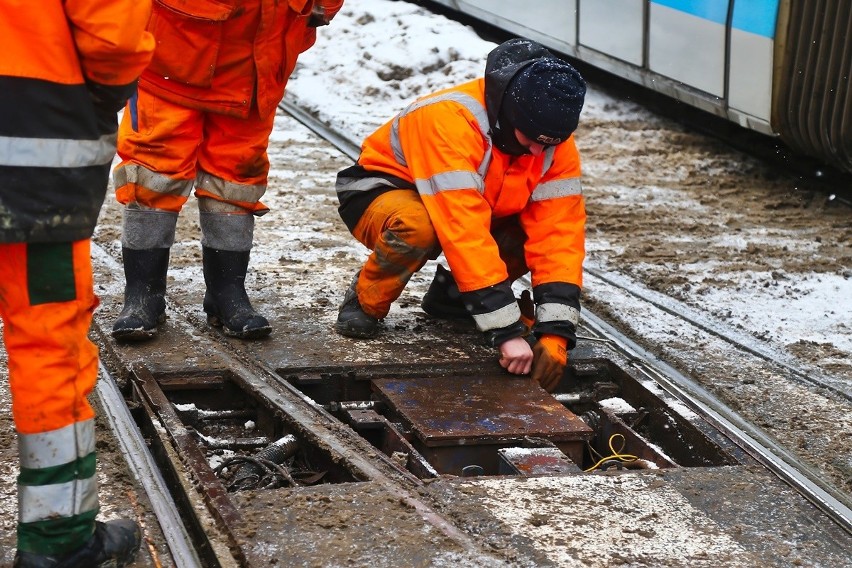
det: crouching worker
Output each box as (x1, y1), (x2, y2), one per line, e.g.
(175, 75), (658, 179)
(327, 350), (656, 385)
(334, 38), (587, 392)
(0, 0), (154, 565)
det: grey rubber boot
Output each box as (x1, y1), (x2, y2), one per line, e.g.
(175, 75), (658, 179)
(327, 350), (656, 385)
(335, 271), (380, 338)
(421, 264), (470, 319)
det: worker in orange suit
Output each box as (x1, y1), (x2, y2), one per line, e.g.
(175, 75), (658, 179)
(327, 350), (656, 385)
(335, 38), (586, 392)
(0, 1), (154, 566)
(112, 0), (344, 341)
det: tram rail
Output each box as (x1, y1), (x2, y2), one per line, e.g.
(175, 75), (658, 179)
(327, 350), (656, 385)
(276, 94), (852, 534)
(61, 93), (851, 567)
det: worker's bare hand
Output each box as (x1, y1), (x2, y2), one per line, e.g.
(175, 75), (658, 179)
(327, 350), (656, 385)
(498, 336), (534, 375)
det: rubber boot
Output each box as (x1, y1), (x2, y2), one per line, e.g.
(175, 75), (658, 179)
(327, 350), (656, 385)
(421, 264), (470, 319)
(14, 518), (141, 568)
(112, 248), (170, 341)
(335, 271), (380, 338)
(202, 247), (271, 339)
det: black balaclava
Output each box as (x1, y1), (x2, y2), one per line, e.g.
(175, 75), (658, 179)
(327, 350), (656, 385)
(484, 38), (586, 156)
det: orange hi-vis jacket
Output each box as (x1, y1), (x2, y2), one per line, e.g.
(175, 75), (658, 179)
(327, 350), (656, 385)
(340, 78), (585, 345)
(0, 0), (155, 243)
(140, 0), (343, 119)
(1, 0), (153, 555)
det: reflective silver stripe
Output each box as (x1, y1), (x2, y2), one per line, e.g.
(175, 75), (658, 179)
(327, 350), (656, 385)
(197, 196), (248, 214)
(0, 134), (117, 168)
(336, 175), (400, 193)
(472, 302), (521, 332)
(530, 177), (583, 202)
(541, 146), (556, 175)
(389, 114), (408, 168)
(536, 303), (580, 326)
(114, 164), (193, 196)
(196, 169), (266, 203)
(19, 420), (95, 470)
(415, 170), (483, 196)
(19, 476), (98, 524)
(389, 91), (493, 179)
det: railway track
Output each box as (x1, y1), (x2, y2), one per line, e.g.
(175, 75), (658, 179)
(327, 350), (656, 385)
(2, 3), (849, 565)
(62, 95), (851, 566)
(281, 96), (852, 532)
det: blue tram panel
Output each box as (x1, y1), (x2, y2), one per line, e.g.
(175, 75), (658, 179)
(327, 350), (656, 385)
(649, 1), (730, 99)
(649, 0), (779, 129)
(428, 0), (780, 134)
(728, 1), (779, 126)
(427, 0), (852, 172)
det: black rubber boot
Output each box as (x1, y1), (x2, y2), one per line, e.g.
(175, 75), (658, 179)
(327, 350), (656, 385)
(112, 248), (169, 341)
(202, 247), (271, 339)
(421, 264), (470, 319)
(14, 518), (142, 568)
(335, 272), (379, 338)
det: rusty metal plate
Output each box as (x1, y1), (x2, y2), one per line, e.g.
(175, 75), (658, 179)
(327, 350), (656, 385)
(372, 376), (593, 447)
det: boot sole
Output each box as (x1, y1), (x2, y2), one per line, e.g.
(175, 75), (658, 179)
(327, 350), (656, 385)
(111, 328), (159, 342)
(111, 313), (166, 342)
(334, 321), (380, 339)
(207, 315), (272, 340)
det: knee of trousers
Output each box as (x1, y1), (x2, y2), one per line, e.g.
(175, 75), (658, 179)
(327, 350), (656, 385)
(379, 214), (440, 263)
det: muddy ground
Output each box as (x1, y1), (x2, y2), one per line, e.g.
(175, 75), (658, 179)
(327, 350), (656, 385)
(1, 73), (850, 566)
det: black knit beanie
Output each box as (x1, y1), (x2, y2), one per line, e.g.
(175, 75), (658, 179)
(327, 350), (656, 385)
(502, 58), (586, 145)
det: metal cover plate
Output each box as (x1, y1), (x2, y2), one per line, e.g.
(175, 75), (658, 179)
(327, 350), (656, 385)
(372, 376), (593, 447)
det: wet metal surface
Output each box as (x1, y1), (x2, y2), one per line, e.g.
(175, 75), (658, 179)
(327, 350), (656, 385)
(372, 375), (594, 445)
(372, 375), (595, 474)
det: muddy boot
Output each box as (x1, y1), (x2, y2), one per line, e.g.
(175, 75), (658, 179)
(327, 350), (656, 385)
(202, 247), (271, 339)
(112, 247), (169, 341)
(421, 264), (470, 319)
(14, 518), (141, 568)
(335, 272), (379, 338)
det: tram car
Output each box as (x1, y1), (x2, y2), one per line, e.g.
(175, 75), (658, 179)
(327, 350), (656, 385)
(422, 0), (852, 174)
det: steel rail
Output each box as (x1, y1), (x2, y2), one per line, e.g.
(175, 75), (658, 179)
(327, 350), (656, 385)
(93, 247), (203, 568)
(579, 310), (852, 536)
(278, 95), (852, 536)
(96, 365), (204, 567)
(584, 265), (852, 402)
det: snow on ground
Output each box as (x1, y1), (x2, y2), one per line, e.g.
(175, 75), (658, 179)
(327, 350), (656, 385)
(287, 0), (851, 373)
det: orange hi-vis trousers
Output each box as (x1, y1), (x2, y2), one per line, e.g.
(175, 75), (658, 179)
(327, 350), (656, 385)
(114, 89), (274, 216)
(0, 240), (102, 554)
(351, 189), (528, 318)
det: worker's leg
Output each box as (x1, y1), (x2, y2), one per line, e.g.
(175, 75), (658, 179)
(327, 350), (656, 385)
(112, 90), (200, 340)
(1, 240), (140, 564)
(195, 105), (274, 338)
(337, 189), (440, 337)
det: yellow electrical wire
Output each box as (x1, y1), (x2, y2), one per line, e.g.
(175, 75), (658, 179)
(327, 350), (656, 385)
(583, 433), (639, 472)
